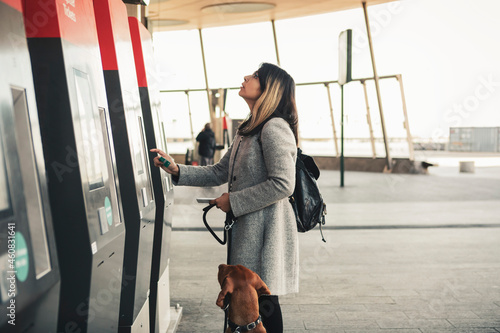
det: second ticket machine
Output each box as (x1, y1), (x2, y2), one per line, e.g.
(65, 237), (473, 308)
(128, 17), (175, 333)
(24, 0), (126, 331)
(93, 1), (156, 331)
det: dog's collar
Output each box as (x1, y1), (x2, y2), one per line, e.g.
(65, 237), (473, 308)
(228, 315), (262, 333)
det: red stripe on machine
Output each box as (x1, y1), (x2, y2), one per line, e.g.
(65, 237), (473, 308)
(128, 16), (148, 88)
(2, 0), (22, 12)
(94, 0), (118, 70)
(23, 0), (100, 46)
(23, 0), (61, 38)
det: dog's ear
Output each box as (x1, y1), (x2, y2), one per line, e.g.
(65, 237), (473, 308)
(217, 264), (229, 286)
(216, 276), (234, 309)
(254, 276), (271, 297)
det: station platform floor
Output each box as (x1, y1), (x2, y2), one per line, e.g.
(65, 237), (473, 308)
(168, 164), (500, 332)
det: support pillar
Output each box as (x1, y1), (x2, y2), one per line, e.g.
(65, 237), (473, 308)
(185, 91), (195, 147)
(362, 1), (392, 171)
(198, 29), (214, 126)
(199, 28), (224, 161)
(325, 83), (339, 157)
(271, 20), (281, 66)
(397, 74), (415, 161)
(361, 80), (377, 158)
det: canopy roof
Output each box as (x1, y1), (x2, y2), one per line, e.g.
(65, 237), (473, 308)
(147, 0), (398, 31)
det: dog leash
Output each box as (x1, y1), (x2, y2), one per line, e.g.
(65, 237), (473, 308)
(202, 203), (236, 332)
(202, 203), (236, 245)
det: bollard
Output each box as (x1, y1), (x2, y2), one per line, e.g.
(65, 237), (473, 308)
(459, 161), (475, 173)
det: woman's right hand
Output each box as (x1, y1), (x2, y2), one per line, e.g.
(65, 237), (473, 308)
(150, 148), (179, 176)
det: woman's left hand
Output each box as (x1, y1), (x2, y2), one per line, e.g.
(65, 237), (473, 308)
(210, 193), (231, 213)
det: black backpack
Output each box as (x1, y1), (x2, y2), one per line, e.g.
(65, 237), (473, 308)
(257, 124), (327, 241)
(290, 148), (327, 242)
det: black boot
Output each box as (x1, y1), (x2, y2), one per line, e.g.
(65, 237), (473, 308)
(258, 295), (283, 333)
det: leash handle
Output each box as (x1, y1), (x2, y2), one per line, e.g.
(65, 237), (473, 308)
(203, 204), (228, 245)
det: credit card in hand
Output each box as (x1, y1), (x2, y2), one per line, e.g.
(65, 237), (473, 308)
(159, 156), (171, 167)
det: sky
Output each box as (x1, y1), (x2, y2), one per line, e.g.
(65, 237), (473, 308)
(152, 0), (500, 154)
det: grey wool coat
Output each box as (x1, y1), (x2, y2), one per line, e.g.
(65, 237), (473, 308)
(174, 117), (299, 295)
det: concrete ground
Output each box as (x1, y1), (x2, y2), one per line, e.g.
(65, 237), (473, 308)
(169, 163), (500, 332)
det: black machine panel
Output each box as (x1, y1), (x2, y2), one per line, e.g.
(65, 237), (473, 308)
(0, 0), (60, 332)
(23, 0), (126, 332)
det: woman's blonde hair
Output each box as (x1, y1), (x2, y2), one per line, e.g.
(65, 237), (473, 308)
(238, 63), (298, 144)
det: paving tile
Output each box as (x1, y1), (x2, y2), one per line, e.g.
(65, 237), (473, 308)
(448, 319), (500, 328)
(304, 318), (378, 329)
(404, 310), (480, 319)
(344, 328), (422, 333)
(383, 289), (420, 297)
(175, 311), (224, 332)
(336, 310), (408, 321)
(280, 304), (301, 313)
(473, 309), (500, 319)
(285, 328), (344, 333)
(419, 329), (499, 333)
(429, 302), (500, 312)
(282, 315), (306, 329)
(299, 304), (366, 312)
(376, 318), (453, 329)
(280, 295), (331, 305)
(328, 296), (396, 305)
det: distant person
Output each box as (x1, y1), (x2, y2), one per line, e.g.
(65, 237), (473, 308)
(196, 123), (216, 166)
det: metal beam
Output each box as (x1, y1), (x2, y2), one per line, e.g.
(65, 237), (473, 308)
(185, 90), (195, 147)
(361, 80), (377, 158)
(160, 74), (402, 93)
(362, 1), (392, 171)
(325, 83), (339, 157)
(397, 74), (415, 161)
(198, 28), (214, 125)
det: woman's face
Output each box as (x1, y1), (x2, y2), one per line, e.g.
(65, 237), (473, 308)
(239, 71), (262, 105)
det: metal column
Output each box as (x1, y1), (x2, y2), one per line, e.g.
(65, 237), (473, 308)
(185, 90), (196, 147)
(198, 29), (215, 127)
(271, 20), (281, 66)
(325, 83), (339, 157)
(396, 74), (415, 161)
(362, 1), (392, 171)
(360, 80), (377, 158)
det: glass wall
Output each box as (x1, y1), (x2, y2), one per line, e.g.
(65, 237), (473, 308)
(159, 90), (211, 153)
(201, 22), (278, 88)
(153, 30), (206, 90)
(152, 4), (412, 157)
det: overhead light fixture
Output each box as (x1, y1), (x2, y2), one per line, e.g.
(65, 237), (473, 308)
(122, 0), (150, 6)
(150, 19), (189, 27)
(201, 2), (276, 14)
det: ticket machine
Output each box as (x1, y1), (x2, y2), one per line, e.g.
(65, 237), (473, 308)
(93, 1), (156, 332)
(0, 1), (60, 331)
(128, 17), (176, 333)
(23, 1), (126, 332)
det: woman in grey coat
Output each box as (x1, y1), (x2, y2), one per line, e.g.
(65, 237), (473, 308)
(151, 63), (299, 332)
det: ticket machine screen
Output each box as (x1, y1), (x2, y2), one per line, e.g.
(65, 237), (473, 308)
(0, 134), (10, 214)
(11, 87), (52, 279)
(74, 69), (106, 190)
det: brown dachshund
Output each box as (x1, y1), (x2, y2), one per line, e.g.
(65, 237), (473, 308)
(216, 264), (271, 333)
